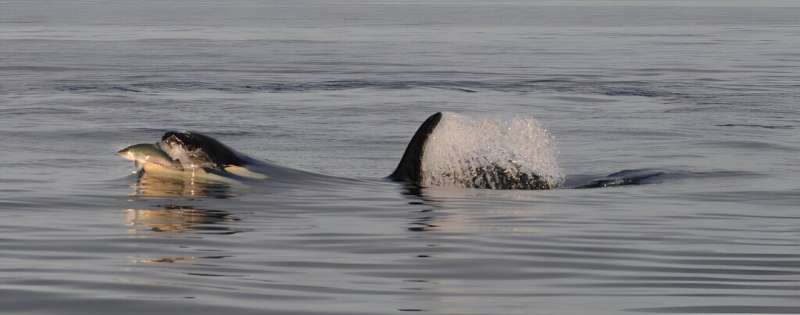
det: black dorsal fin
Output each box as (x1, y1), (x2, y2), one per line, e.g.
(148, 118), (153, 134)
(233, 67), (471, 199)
(388, 112), (443, 183)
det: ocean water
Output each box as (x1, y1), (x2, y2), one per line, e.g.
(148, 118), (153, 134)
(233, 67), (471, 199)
(2, 1), (800, 314)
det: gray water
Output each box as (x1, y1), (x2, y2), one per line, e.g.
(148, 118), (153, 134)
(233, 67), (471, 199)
(2, 1), (800, 314)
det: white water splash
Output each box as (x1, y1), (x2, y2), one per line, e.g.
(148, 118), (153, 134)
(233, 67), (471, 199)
(421, 112), (563, 189)
(158, 142), (213, 170)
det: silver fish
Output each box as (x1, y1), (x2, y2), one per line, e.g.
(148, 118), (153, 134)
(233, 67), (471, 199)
(117, 143), (182, 170)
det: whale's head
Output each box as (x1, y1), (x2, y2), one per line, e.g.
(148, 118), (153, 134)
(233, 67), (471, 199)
(159, 131), (245, 169)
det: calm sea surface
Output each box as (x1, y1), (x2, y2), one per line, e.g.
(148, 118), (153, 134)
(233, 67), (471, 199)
(1, 1), (800, 314)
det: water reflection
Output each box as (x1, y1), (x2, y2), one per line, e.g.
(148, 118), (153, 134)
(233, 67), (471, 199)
(125, 206), (240, 234)
(124, 170), (246, 236)
(401, 185), (551, 235)
(132, 171), (237, 199)
(400, 184), (441, 232)
(408, 209), (439, 232)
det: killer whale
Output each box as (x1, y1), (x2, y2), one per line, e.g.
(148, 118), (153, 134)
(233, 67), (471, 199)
(119, 113), (677, 191)
(118, 112), (560, 190)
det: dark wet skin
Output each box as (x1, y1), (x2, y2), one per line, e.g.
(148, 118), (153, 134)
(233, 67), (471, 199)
(159, 131), (247, 169)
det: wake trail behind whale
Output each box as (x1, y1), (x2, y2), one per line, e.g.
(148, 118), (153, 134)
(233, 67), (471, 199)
(564, 169), (761, 189)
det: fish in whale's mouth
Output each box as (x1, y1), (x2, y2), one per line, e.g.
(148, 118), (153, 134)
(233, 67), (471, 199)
(119, 131), (268, 180)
